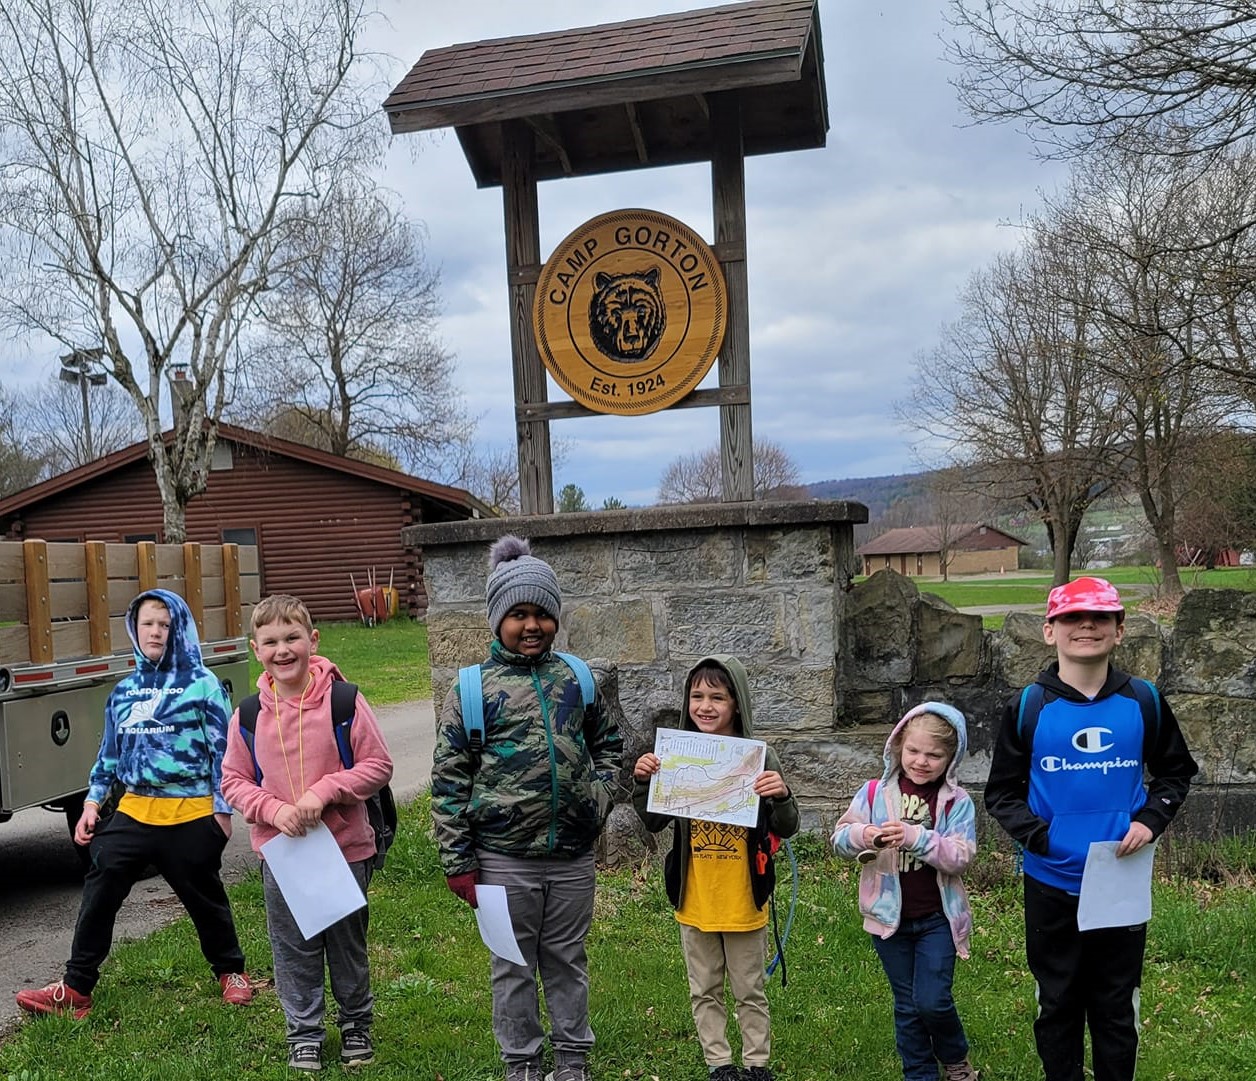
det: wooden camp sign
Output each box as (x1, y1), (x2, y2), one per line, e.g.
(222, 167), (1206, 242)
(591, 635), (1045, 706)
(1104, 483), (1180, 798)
(533, 209), (727, 415)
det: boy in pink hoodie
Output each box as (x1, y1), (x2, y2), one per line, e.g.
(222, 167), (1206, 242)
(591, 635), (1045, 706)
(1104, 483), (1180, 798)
(222, 595), (393, 1073)
(831, 702), (978, 1081)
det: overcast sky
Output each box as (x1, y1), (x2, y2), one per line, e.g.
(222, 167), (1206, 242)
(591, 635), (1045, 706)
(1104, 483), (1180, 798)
(0, 1), (1063, 508)
(371, 0), (1064, 506)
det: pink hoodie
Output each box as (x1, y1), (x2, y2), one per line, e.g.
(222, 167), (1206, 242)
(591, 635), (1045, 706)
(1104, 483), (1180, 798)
(830, 701), (976, 958)
(222, 654), (393, 864)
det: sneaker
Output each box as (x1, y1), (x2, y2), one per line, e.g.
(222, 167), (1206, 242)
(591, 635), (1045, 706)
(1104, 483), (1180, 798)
(546, 1064), (591, 1081)
(709, 1067), (742, 1081)
(745, 1069), (775, 1081)
(340, 1026), (374, 1067)
(220, 972), (254, 1005)
(15, 980), (92, 1019)
(944, 1061), (979, 1081)
(289, 1043), (322, 1072)
(505, 1059), (544, 1081)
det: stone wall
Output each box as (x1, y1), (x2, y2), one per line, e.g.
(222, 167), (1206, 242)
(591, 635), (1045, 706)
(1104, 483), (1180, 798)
(404, 503), (1255, 851)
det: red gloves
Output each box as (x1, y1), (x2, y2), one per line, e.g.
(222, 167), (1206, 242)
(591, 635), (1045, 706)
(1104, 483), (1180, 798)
(446, 870), (479, 908)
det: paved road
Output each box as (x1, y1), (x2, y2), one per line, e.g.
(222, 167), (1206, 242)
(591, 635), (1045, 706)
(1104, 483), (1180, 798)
(0, 698), (436, 1032)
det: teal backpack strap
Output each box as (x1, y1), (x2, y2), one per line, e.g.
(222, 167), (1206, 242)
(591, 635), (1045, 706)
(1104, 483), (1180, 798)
(458, 664), (485, 751)
(554, 651), (595, 707)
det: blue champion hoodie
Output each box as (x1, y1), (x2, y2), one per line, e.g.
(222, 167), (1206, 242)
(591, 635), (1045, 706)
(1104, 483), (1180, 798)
(87, 589), (232, 814)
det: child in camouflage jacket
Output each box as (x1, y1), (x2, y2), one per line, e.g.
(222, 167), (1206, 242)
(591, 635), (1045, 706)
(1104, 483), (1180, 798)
(430, 536), (622, 1081)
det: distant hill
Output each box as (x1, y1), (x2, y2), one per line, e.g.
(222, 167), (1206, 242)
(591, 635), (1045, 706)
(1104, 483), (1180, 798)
(805, 473), (932, 519)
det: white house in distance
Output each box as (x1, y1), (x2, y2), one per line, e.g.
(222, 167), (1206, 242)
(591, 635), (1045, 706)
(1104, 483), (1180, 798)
(857, 523), (1028, 578)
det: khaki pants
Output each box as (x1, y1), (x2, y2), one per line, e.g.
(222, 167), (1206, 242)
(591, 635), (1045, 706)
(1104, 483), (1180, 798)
(678, 922), (771, 1068)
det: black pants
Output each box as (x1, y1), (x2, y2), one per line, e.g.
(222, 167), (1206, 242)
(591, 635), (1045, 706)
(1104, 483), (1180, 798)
(1024, 874), (1146, 1081)
(65, 812), (245, 994)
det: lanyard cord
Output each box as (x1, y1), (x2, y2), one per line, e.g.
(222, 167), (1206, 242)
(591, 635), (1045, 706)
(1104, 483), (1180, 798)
(274, 673), (312, 802)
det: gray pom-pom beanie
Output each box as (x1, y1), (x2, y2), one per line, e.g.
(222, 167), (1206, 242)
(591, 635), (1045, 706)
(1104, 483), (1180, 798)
(485, 535), (562, 635)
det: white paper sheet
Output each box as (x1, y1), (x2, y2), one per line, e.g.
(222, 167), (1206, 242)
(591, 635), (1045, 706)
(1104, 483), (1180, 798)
(473, 884), (526, 966)
(261, 822), (367, 939)
(1077, 840), (1155, 931)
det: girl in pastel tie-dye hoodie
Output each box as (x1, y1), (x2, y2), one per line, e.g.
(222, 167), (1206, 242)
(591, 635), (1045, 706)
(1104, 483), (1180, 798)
(831, 702), (978, 1081)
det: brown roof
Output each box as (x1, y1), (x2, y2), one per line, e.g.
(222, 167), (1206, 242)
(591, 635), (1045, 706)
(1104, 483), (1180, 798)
(0, 424), (494, 520)
(856, 524), (1029, 557)
(384, 0), (826, 187)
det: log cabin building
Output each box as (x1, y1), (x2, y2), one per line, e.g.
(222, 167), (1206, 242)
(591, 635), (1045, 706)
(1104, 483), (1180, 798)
(0, 424), (492, 621)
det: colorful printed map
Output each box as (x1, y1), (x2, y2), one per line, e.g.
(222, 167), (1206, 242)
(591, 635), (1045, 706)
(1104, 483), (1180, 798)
(646, 727), (766, 827)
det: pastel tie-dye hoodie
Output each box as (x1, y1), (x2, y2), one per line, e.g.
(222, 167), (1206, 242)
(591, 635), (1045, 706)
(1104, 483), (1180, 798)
(830, 701), (976, 957)
(87, 589), (232, 814)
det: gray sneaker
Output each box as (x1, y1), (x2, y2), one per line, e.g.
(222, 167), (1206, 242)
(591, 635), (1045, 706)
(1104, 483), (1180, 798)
(546, 1065), (591, 1081)
(505, 1059), (544, 1081)
(288, 1042), (322, 1072)
(339, 1025), (374, 1067)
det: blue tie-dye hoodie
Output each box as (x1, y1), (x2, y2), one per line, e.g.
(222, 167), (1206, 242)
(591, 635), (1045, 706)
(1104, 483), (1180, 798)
(87, 589), (232, 814)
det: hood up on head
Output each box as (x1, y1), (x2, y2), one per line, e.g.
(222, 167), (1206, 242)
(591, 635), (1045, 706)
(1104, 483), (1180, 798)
(125, 588), (202, 673)
(882, 701), (969, 788)
(681, 654), (755, 737)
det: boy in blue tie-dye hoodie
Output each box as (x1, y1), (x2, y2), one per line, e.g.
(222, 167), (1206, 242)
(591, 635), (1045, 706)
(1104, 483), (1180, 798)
(16, 589), (252, 1020)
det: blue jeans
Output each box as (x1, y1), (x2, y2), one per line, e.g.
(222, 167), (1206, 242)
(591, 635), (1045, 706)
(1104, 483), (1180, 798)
(871, 913), (969, 1081)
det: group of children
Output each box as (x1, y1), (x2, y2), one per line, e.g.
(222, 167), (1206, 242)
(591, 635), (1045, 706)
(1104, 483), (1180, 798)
(14, 540), (1197, 1081)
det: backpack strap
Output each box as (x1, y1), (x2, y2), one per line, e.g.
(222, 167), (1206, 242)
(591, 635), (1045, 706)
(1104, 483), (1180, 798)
(458, 654), (596, 751)
(554, 651), (596, 707)
(868, 778), (878, 810)
(237, 683), (359, 780)
(458, 664), (485, 751)
(1016, 683), (1046, 744)
(236, 693), (264, 784)
(1128, 677), (1162, 746)
(328, 680), (360, 769)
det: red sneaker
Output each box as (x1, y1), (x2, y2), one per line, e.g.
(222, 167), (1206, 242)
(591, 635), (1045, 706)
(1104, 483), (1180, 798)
(15, 980), (92, 1019)
(219, 972), (254, 1005)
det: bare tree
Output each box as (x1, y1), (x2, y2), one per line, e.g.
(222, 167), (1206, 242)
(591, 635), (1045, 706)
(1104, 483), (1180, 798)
(1174, 430), (1256, 566)
(12, 373), (141, 472)
(233, 179), (470, 474)
(0, 385), (45, 497)
(906, 229), (1128, 585)
(1056, 146), (1247, 594)
(0, 0), (381, 540)
(448, 442), (522, 517)
(947, 2), (1256, 164)
(657, 440), (804, 504)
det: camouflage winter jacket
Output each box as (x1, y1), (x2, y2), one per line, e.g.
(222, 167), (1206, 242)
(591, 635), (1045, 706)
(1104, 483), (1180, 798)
(430, 641), (623, 875)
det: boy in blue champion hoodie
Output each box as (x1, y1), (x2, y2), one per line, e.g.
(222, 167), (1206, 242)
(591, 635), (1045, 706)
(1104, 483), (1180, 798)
(16, 589), (252, 1020)
(984, 577), (1197, 1081)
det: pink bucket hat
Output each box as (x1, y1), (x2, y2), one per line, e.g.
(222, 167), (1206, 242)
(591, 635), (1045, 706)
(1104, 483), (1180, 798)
(1045, 576), (1124, 620)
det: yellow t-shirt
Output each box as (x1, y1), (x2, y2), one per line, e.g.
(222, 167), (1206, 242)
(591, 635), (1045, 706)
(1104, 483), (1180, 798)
(116, 793), (214, 826)
(675, 818), (767, 932)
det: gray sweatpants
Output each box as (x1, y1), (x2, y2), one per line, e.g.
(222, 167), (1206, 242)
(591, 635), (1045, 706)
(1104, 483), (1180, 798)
(478, 848), (597, 1067)
(262, 858), (374, 1046)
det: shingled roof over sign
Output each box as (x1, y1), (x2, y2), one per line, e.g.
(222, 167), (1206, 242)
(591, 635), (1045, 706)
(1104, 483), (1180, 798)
(383, 0), (827, 187)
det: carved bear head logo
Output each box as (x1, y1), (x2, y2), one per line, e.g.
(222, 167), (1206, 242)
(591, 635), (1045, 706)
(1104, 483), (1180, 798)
(588, 266), (667, 362)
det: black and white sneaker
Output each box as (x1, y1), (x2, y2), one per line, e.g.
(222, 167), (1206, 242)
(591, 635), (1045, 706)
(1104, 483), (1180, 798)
(340, 1026), (374, 1067)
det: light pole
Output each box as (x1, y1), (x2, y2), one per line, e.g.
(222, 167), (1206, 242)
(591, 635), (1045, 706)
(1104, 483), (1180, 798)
(59, 348), (107, 461)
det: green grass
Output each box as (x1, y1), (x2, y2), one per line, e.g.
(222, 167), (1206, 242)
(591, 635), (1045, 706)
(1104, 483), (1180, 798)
(246, 619), (430, 705)
(3, 799), (1253, 1080)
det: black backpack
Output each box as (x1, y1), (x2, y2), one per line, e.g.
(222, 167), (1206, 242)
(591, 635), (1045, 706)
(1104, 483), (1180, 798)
(236, 680), (397, 871)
